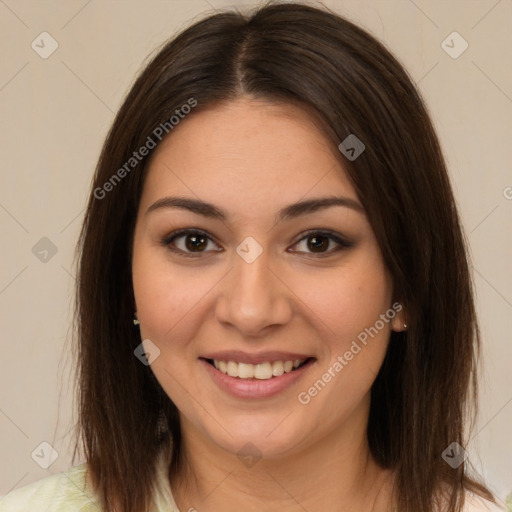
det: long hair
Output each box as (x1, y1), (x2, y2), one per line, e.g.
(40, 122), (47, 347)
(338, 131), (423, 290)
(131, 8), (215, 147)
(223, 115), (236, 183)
(74, 3), (495, 511)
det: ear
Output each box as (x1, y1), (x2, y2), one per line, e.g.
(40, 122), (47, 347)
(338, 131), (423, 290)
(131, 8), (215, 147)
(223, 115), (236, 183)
(390, 301), (407, 332)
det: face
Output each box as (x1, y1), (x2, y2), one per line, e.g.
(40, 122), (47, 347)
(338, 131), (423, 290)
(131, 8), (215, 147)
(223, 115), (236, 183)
(132, 98), (405, 461)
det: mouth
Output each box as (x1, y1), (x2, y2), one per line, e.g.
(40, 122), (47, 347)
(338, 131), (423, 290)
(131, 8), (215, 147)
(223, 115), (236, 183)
(198, 351), (317, 399)
(202, 357), (315, 380)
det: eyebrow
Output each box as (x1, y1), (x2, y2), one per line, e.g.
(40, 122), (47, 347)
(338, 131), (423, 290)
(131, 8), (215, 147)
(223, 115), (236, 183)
(145, 195), (364, 222)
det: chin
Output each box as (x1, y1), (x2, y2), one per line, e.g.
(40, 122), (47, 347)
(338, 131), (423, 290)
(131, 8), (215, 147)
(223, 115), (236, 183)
(203, 415), (312, 462)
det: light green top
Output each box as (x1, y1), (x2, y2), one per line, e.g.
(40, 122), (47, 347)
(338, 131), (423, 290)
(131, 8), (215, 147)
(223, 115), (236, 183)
(0, 452), (181, 512)
(1, 464), (103, 512)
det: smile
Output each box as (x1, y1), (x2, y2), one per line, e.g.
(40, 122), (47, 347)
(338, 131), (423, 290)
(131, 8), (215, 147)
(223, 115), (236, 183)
(210, 358), (308, 380)
(200, 356), (316, 399)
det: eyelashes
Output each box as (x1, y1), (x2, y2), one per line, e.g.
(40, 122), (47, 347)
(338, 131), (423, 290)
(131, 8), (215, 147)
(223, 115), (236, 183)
(160, 228), (353, 258)
(291, 230), (352, 255)
(162, 229), (221, 257)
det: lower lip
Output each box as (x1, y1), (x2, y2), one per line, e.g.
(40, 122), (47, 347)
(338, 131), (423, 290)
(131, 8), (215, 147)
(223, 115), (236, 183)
(200, 358), (316, 399)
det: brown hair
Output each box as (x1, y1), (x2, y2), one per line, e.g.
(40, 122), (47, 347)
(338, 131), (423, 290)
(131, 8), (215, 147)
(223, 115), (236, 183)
(74, 2), (496, 511)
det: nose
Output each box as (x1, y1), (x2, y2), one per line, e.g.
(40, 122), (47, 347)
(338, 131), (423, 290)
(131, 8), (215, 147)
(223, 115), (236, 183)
(215, 250), (293, 337)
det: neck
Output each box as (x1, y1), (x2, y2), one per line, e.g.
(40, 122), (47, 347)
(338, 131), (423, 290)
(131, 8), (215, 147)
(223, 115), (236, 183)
(171, 404), (396, 512)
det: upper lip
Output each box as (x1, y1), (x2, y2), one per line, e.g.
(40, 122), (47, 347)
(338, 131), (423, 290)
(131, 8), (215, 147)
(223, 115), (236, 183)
(200, 350), (315, 365)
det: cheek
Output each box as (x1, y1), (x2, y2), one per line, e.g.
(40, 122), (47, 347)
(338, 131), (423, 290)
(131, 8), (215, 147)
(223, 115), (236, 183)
(294, 270), (393, 427)
(288, 261), (392, 344)
(132, 245), (216, 345)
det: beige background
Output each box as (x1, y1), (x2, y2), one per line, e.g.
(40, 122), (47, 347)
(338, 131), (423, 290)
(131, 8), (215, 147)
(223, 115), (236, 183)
(0, 0), (511, 505)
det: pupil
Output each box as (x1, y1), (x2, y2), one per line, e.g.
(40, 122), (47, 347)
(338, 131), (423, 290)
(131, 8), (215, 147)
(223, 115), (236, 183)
(307, 236), (328, 252)
(186, 234), (207, 251)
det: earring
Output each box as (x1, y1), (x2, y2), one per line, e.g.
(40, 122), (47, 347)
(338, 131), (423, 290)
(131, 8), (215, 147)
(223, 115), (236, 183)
(133, 317), (140, 326)
(403, 322), (408, 330)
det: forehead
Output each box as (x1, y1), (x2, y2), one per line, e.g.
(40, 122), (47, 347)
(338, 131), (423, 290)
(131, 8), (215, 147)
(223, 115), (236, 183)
(141, 98), (358, 215)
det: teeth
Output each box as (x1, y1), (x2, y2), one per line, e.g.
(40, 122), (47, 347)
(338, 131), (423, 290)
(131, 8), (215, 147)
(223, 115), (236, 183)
(226, 362), (238, 378)
(211, 358), (307, 380)
(272, 361), (284, 377)
(254, 362), (272, 379)
(238, 362), (254, 379)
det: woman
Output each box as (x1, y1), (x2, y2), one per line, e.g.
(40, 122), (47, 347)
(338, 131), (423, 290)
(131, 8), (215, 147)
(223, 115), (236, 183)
(0, 2), (504, 511)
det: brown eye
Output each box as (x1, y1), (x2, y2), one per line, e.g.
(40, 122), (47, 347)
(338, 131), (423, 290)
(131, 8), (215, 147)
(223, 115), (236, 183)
(291, 230), (351, 255)
(184, 233), (208, 252)
(307, 235), (330, 252)
(163, 230), (221, 256)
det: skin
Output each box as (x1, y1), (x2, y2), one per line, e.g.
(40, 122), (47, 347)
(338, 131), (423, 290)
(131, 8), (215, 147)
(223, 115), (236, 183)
(132, 98), (406, 512)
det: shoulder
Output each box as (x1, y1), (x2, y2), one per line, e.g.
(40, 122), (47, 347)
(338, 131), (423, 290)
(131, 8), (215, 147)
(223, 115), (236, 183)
(0, 463), (99, 512)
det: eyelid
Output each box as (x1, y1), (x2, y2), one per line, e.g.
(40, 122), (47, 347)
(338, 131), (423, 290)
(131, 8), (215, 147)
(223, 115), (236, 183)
(162, 228), (215, 245)
(289, 229), (352, 254)
(161, 228), (223, 257)
(161, 228), (352, 257)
